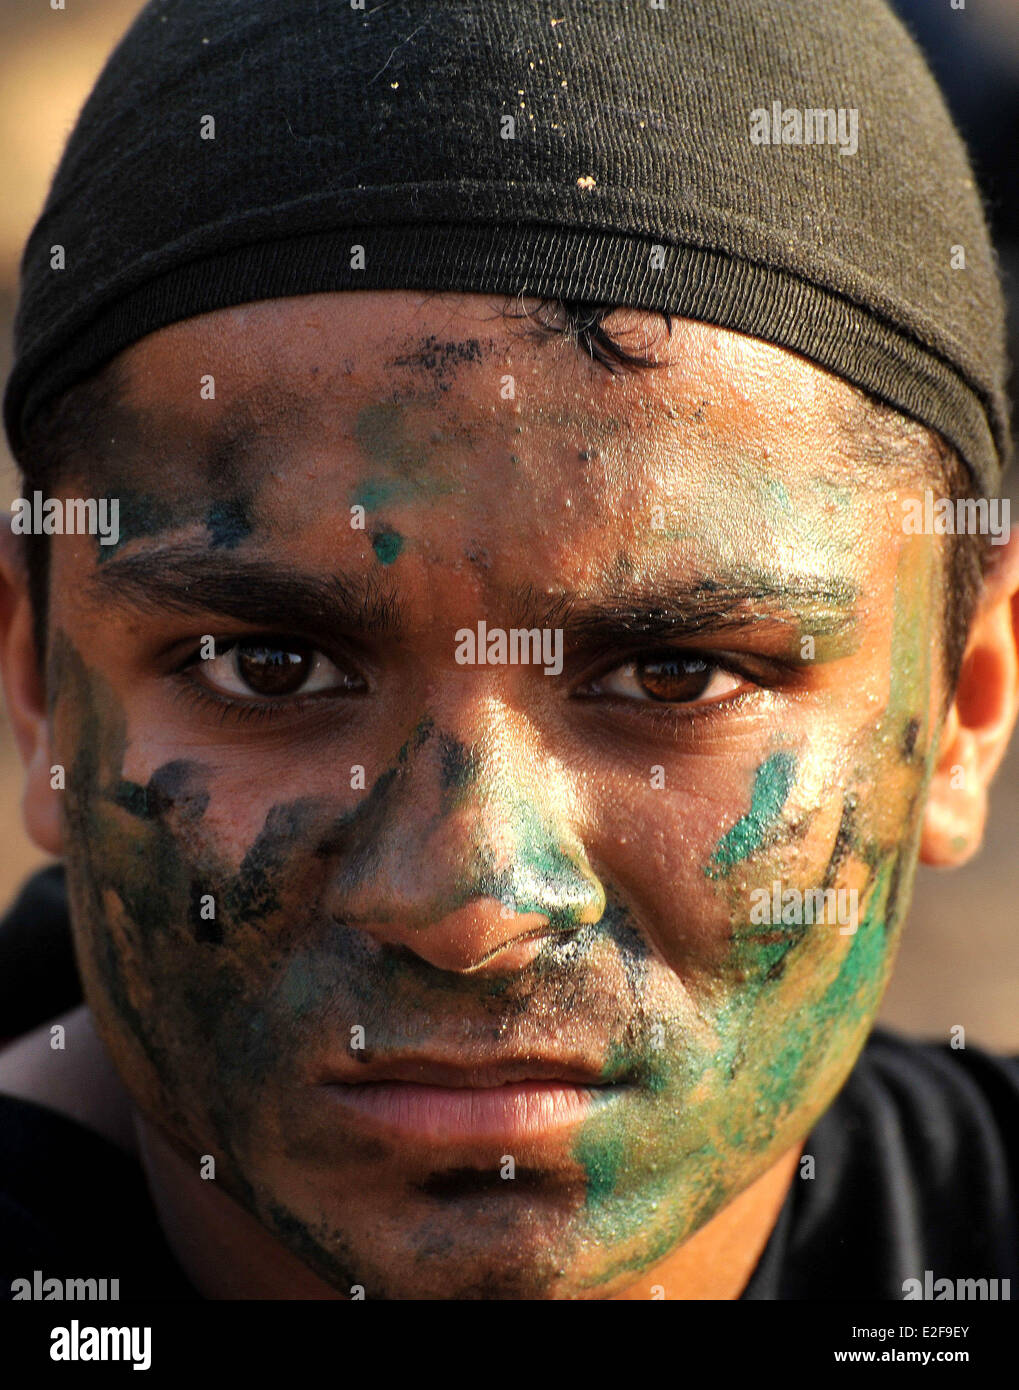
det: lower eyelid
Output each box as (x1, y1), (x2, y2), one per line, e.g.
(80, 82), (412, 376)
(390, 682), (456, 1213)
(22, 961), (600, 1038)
(168, 670), (354, 728)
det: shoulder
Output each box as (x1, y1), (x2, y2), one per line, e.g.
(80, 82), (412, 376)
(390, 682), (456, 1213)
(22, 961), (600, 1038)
(840, 1026), (1019, 1176)
(0, 1004), (138, 1156)
(0, 997), (194, 1300)
(0, 865), (80, 1043)
(0, 1090), (164, 1295)
(0, 1090), (198, 1301)
(787, 1027), (1019, 1297)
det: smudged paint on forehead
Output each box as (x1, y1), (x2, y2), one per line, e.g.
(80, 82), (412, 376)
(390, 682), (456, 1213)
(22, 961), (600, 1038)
(881, 533), (938, 743)
(637, 451), (867, 572)
(388, 336), (487, 392)
(73, 394), (286, 559)
(508, 399), (630, 460)
(68, 359), (336, 556)
(352, 400), (467, 512)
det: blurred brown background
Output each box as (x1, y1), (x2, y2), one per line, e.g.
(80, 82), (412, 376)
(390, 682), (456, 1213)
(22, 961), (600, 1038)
(0, 0), (1016, 1048)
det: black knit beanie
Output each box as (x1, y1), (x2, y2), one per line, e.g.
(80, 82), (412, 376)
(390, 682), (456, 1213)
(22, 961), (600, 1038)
(3, 0), (1011, 496)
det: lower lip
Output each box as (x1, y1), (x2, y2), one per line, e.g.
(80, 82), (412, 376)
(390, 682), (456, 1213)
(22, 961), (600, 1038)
(321, 1080), (620, 1142)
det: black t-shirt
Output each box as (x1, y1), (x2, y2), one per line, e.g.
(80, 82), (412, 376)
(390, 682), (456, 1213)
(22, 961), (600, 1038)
(1, 868), (1016, 1300)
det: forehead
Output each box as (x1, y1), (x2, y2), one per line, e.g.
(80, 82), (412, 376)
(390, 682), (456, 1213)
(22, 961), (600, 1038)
(79, 292), (900, 597)
(109, 290), (861, 469)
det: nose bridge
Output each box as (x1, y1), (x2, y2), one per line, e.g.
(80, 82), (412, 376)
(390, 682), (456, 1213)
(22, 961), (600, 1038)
(327, 703), (606, 962)
(462, 767), (605, 930)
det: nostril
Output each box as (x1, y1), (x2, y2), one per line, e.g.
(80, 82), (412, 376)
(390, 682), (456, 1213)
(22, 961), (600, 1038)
(462, 924), (566, 975)
(332, 899), (567, 975)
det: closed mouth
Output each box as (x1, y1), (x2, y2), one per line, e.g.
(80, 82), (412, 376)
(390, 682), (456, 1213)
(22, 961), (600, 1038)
(315, 1054), (633, 1142)
(319, 1078), (628, 1142)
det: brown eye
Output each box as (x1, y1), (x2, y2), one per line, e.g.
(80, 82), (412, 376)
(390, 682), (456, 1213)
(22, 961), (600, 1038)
(636, 655), (713, 701)
(195, 639), (364, 700)
(582, 653), (743, 705)
(236, 643), (314, 696)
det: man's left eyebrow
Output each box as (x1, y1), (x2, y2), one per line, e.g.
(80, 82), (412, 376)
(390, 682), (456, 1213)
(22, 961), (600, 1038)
(512, 575), (860, 643)
(87, 546), (403, 636)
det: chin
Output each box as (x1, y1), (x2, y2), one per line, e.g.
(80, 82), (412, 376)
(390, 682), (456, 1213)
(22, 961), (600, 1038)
(251, 1173), (616, 1300)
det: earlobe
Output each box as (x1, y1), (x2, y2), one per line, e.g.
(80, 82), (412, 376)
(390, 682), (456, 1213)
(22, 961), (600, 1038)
(0, 526), (63, 857)
(22, 737), (64, 857)
(920, 530), (1019, 868)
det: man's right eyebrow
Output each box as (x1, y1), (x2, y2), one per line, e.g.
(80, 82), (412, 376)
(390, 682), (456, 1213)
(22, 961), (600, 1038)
(511, 574), (861, 641)
(88, 547), (403, 637)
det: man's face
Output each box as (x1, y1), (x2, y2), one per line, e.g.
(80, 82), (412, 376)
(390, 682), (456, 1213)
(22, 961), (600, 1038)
(45, 292), (945, 1297)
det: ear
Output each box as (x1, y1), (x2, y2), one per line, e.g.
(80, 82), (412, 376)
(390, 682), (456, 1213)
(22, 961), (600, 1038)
(0, 524), (63, 855)
(920, 524), (1019, 867)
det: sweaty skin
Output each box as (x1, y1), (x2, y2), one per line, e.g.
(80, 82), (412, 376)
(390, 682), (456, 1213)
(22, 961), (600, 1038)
(0, 293), (982, 1298)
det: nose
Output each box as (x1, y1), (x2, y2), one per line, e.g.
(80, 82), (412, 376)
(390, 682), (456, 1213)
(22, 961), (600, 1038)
(321, 714), (606, 973)
(377, 899), (557, 975)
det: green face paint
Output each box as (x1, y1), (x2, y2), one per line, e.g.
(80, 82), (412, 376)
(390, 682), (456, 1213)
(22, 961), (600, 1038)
(371, 529), (404, 565)
(352, 401), (462, 512)
(706, 752), (797, 876)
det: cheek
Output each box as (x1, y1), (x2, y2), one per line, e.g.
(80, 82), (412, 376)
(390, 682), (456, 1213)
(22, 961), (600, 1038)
(582, 701), (930, 1119)
(561, 726), (927, 1274)
(585, 716), (851, 973)
(59, 682), (361, 1149)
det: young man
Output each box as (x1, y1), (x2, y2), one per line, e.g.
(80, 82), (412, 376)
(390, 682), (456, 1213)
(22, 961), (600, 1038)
(0, 0), (1016, 1302)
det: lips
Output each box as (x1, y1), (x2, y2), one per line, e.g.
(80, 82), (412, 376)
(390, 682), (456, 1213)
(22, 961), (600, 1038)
(316, 1053), (631, 1143)
(318, 1055), (612, 1088)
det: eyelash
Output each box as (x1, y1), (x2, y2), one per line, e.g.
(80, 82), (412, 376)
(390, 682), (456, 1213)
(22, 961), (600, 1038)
(169, 638), (352, 727)
(170, 635), (768, 726)
(167, 674), (322, 727)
